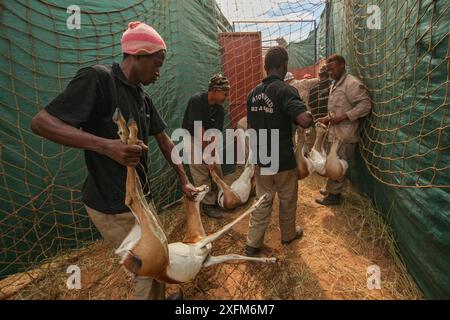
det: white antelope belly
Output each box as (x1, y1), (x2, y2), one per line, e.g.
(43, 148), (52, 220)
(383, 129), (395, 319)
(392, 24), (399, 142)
(230, 180), (252, 203)
(166, 242), (211, 282)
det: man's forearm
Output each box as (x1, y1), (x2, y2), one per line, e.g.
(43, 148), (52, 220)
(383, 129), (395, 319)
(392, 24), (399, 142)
(335, 113), (349, 124)
(156, 132), (190, 184)
(346, 99), (372, 122)
(31, 110), (148, 167)
(31, 110), (110, 154)
(171, 158), (190, 184)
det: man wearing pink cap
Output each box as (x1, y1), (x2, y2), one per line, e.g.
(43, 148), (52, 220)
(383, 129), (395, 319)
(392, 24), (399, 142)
(31, 22), (195, 300)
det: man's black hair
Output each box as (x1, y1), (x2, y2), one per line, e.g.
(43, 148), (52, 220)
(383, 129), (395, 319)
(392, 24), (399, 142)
(264, 46), (289, 70)
(326, 54), (346, 65)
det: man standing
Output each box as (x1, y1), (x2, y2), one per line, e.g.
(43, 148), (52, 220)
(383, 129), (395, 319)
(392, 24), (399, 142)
(31, 22), (196, 299)
(285, 72), (319, 109)
(316, 54), (372, 205)
(245, 46), (313, 257)
(182, 74), (230, 219)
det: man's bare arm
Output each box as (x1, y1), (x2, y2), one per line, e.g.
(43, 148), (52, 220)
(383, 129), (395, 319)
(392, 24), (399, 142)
(31, 110), (144, 166)
(154, 131), (196, 200)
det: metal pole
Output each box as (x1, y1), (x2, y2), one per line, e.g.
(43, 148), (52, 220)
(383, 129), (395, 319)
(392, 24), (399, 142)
(325, 0), (330, 57)
(232, 19), (316, 24)
(314, 20), (317, 63)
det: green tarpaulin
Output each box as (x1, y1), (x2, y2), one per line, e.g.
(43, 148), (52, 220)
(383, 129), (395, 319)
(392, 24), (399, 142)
(327, 0), (449, 299)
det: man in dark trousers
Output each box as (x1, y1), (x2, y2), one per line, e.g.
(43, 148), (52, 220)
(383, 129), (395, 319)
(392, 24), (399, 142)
(31, 21), (196, 300)
(245, 46), (313, 257)
(316, 54), (372, 205)
(182, 74), (230, 219)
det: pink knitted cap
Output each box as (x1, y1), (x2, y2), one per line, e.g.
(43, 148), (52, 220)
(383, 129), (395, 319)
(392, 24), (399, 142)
(121, 21), (167, 55)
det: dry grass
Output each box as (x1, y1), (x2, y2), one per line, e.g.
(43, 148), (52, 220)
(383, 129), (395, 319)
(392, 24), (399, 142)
(1, 170), (423, 300)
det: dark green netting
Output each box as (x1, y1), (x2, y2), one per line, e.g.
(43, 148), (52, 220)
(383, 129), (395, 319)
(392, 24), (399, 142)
(327, 0), (449, 299)
(287, 8), (327, 68)
(287, 29), (316, 68)
(316, 8), (327, 60)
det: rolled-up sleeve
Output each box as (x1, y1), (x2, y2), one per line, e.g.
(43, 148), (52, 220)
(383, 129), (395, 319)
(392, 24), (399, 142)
(346, 82), (372, 122)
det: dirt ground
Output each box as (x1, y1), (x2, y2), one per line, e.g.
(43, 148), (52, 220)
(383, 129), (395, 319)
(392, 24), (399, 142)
(1, 171), (423, 300)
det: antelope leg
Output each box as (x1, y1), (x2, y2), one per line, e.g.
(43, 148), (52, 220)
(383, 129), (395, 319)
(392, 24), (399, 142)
(196, 194), (267, 249)
(115, 224), (141, 258)
(112, 108), (129, 144)
(203, 254), (276, 267)
(210, 169), (231, 192)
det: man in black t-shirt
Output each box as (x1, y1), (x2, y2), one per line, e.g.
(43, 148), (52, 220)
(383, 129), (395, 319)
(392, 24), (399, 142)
(30, 22), (195, 300)
(182, 74), (230, 219)
(245, 46), (313, 257)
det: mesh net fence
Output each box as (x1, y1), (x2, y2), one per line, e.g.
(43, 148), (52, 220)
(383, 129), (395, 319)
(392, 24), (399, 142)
(326, 0), (449, 298)
(328, 0), (448, 188)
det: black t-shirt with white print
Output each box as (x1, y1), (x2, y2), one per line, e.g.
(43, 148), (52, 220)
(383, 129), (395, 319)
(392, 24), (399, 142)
(247, 75), (307, 173)
(45, 63), (166, 214)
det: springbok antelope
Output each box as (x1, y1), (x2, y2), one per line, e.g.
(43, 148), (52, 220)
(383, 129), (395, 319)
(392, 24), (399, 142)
(294, 127), (314, 180)
(112, 109), (275, 284)
(324, 137), (349, 181)
(210, 163), (255, 210)
(309, 122), (328, 176)
(209, 116), (255, 210)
